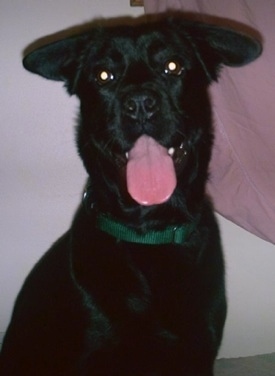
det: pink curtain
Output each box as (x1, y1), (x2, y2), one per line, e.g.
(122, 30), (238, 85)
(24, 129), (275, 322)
(144, 0), (275, 244)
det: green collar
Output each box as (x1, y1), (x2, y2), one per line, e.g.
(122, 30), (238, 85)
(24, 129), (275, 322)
(96, 213), (195, 245)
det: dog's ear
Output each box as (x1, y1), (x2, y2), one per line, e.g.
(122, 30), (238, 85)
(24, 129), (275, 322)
(174, 20), (262, 81)
(23, 34), (90, 93)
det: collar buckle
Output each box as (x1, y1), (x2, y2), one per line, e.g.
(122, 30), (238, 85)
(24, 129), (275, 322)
(173, 226), (184, 244)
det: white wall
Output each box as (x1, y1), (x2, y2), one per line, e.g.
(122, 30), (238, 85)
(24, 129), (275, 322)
(1, 1), (275, 358)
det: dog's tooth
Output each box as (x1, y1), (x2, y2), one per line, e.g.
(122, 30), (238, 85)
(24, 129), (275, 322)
(168, 147), (175, 156)
(125, 152), (129, 159)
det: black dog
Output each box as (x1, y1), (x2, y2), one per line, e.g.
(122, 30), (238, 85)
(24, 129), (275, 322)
(0, 14), (261, 376)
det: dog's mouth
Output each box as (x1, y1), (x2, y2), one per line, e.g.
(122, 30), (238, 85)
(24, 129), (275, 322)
(114, 135), (189, 206)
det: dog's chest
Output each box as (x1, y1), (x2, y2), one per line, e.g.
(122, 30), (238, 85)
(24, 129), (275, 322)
(85, 242), (195, 333)
(80, 243), (197, 373)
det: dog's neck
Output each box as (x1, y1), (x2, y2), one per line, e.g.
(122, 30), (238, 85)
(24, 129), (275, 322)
(82, 182), (197, 245)
(95, 212), (196, 245)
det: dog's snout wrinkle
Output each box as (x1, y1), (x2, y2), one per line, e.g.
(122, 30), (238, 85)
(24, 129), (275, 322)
(123, 92), (159, 122)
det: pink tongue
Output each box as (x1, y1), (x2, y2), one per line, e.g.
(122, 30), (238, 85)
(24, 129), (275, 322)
(126, 135), (176, 206)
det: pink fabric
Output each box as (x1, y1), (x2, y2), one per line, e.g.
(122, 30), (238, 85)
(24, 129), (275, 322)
(144, 0), (275, 244)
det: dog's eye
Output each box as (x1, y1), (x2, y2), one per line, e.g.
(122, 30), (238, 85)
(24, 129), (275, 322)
(164, 60), (184, 76)
(96, 69), (114, 85)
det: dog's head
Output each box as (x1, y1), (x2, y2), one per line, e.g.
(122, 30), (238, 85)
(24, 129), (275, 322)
(23, 15), (261, 223)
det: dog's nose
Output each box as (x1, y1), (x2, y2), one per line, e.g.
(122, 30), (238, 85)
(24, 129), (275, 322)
(123, 92), (159, 121)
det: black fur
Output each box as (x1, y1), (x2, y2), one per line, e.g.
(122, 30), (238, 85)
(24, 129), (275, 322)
(0, 14), (261, 376)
